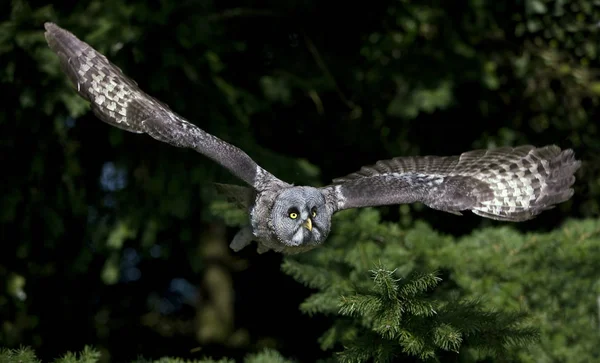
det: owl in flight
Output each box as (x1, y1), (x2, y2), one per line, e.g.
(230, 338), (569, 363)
(44, 23), (581, 254)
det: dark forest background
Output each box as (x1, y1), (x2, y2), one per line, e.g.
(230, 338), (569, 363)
(1, 0), (600, 362)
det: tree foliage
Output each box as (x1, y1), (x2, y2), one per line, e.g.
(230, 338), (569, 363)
(1, 0), (599, 362)
(281, 209), (543, 362)
(434, 218), (600, 362)
(0, 346), (291, 363)
(279, 210), (600, 362)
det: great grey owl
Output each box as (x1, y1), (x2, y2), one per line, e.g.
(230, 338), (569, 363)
(44, 23), (581, 255)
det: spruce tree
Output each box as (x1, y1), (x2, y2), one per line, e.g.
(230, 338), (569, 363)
(280, 209), (539, 362)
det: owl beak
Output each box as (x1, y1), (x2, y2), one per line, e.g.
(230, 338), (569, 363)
(303, 218), (313, 231)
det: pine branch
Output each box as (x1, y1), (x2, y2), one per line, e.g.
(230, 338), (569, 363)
(280, 259), (334, 290)
(135, 358), (234, 363)
(0, 346), (41, 363)
(280, 209), (546, 361)
(334, 332), (399, 363)
(54, 346), (101, 363)
(244, 348), (295, 363)
(318, 320), (359, 351)
(0, 347), (292, 363)
(300, 291), (344, 316)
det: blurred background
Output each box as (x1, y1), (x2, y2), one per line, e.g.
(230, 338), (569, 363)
(1, 0), (599, 361)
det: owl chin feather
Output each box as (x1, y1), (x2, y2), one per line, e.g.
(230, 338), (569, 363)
(290, 224), (324, 246)
(291, 228), (309, 246)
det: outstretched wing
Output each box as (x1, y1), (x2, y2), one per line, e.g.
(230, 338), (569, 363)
(322, 145), (580, 222)
(44, 22), (281, 191)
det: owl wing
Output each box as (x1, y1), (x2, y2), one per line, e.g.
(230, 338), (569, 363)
(44, 22), (281, 191)
(322, 145), (580, 222)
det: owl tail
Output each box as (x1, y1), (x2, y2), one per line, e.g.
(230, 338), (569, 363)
(471, 146), (581, 222)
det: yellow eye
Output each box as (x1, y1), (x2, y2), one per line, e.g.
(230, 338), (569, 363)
(289, 212), (298, 219)
(311, 210), (317, 218)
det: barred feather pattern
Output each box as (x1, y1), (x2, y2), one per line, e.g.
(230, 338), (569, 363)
(330, 145), (580, 221)
(44, 23), (146, 133)
(44, 22), (280, 190)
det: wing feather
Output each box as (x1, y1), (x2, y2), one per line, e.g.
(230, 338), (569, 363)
(325, 145), (580, 222)
(44, 22), (281, 191)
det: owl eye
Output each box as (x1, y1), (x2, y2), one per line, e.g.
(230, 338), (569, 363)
(288, 208), (299, 219)
(311, 208), (317, 218)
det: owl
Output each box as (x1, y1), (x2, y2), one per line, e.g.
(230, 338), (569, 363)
(44, 23), (581, 255)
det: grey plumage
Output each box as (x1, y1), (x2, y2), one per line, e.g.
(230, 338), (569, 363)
(45, 23), (582, 255)
(326, 145), (579, 222)
(44, 22), (280, 191)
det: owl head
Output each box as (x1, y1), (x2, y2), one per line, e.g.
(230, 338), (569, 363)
(270, 187), (331, 247)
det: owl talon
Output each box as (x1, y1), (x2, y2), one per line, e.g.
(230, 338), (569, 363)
(229, 226), (254, 252)
(256, 244), (270, 254)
